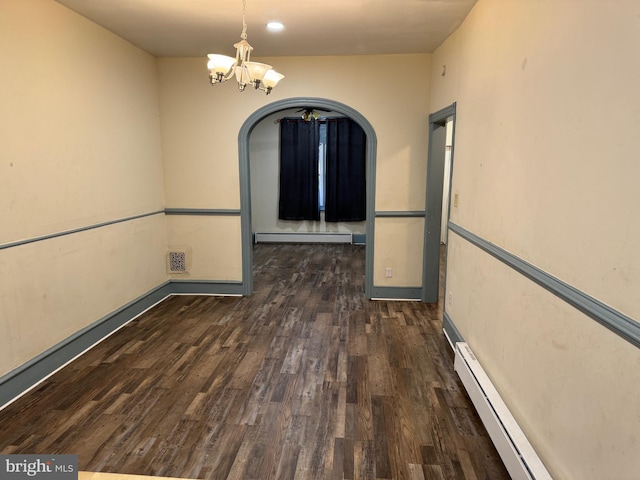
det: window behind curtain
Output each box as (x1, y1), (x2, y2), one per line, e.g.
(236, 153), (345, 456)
(325, 118), (366, 222)
(278, 118), (320, 221)
(318, 122), (327, 211)
(278, 116), (366, 222)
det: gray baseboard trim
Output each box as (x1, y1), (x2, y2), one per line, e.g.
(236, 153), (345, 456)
(170, 280), (244, 296)
(352, 233), (366, 245)
(370, 286), (422, 300)
(0, 279), (245, 410)
(449, 222), (640, 349)
(443, 311), (464, 349)
(375, 211), (425, 218)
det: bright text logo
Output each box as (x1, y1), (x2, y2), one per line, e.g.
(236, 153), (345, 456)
(0, 455), (77, 480)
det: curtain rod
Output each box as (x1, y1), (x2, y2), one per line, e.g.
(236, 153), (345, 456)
(274, 116), (348, 124)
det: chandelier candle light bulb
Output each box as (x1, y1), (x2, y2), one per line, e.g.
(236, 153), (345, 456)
(206, 0), (284, 94)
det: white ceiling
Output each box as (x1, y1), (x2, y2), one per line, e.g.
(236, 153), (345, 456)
(55, 0), (477, 58)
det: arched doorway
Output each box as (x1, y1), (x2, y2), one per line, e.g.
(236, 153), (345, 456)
(238, 97), (377, 297)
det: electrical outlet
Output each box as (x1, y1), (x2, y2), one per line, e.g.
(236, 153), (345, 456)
(453, 193), (459, 207)
(447, 291), (453, 306)
(385, 267), (392, 278)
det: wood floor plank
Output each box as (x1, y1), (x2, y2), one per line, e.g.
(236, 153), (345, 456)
(0, 243), (510, 480)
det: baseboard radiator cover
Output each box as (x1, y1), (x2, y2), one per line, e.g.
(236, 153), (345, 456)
(454, 342), (552, 480)
(254, 232), (352, 244)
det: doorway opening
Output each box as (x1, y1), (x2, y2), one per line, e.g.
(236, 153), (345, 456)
(423, 103), (456, 304)
(250, 108), (365, 241)
(238, 97), (377, 298)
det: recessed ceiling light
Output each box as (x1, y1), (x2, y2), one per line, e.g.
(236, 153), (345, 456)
(266, 22), (285, 32)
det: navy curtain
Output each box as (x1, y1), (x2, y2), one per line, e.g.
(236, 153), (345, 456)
(278, 118), (320, 221)
(325, 118), (366, 222)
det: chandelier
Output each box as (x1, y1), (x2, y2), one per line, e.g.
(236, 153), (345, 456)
(206, 0), (284, 94)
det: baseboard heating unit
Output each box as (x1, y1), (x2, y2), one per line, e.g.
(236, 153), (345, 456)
(454, 342), (552, 480)
(254, 233), (352, 244)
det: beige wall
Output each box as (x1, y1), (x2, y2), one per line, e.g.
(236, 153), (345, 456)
(158, 54), (431, 286)
(166, 215), (242, 280)
(0, 1), (167, 376)
(432, 0), (640, 478)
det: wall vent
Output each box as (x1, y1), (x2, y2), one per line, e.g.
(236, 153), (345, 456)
(168, 252), (186, 272)
(167, 247), (191, 274)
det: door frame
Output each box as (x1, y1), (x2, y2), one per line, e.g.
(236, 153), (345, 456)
(422, 102), (457, 303)
(238, 97), (377, 297)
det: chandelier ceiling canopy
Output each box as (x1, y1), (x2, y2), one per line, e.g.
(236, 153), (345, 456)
(206, 0), (284, 95)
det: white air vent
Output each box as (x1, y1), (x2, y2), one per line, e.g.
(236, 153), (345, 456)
(167, 247), (191, 274)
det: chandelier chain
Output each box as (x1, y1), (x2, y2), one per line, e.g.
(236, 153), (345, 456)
(241, 0), (247, 40)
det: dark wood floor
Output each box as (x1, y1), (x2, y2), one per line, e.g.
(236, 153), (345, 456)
(0, 243), (509, 480)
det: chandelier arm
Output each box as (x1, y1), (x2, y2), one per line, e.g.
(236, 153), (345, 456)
(222, 68), (237, 82)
